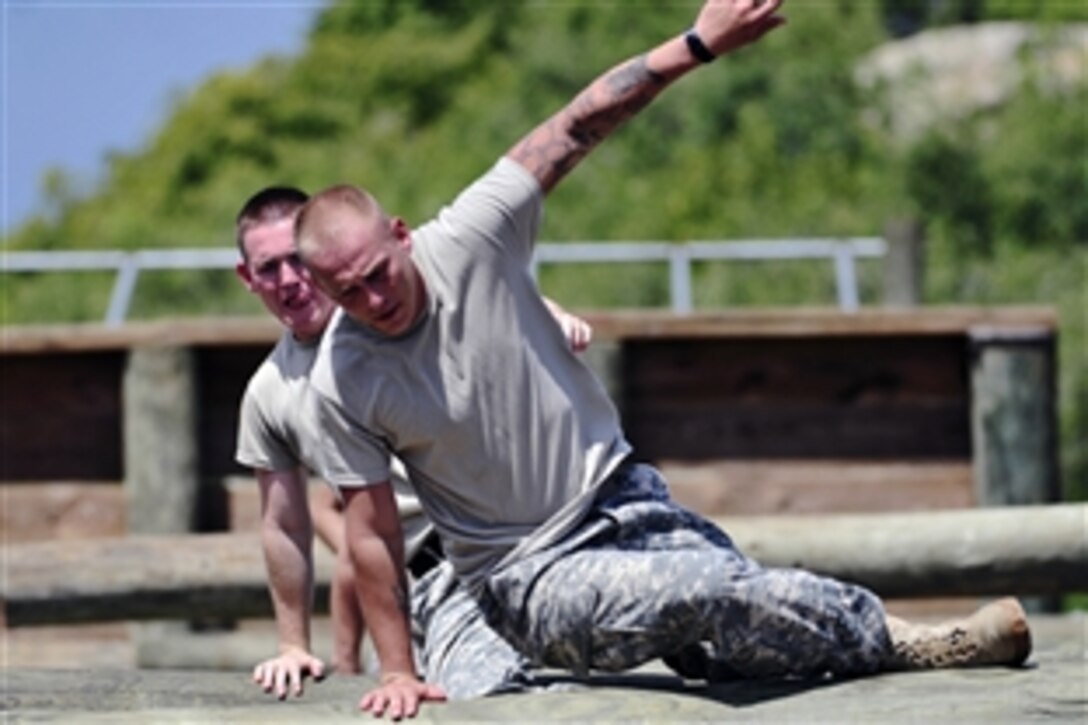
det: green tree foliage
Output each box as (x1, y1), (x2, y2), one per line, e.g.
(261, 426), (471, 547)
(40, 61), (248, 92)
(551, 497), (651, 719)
(5, 0), (897, 254)
(881, 0), (1088, 37)
(986, 81), (1088, 248)
(905, 133), (995, 257)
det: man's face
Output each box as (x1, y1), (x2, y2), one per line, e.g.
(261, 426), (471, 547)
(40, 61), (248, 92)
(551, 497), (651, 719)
(237, 216), (336, 342)
(303, 211), (425, 338)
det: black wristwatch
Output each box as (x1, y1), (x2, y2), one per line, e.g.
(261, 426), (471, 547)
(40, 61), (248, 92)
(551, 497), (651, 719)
(684, 28), (716, 63)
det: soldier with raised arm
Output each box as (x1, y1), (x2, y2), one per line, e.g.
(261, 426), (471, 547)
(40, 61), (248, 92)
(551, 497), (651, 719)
(295, 1), (1031, 718)
(233, 186), (593, 702)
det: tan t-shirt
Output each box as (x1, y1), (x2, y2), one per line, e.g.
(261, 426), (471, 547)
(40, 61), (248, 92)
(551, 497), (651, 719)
(235, 330), (431, 558)
(309, 158), (631, 589)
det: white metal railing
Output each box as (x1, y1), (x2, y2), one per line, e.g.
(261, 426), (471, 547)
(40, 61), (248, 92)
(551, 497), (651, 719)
(531, 238), (886, 314)
(3, 248), (239, 326)
(3, 238), (885, 325)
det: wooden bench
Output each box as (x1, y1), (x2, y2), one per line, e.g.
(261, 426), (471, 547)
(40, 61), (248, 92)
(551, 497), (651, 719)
(0, 306), (1070, 647)
(597, 307), (1061, 516)
(0, 307), (1059, 540)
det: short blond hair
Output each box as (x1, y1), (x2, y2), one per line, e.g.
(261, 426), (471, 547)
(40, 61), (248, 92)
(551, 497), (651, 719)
(294, 184), (385, 263)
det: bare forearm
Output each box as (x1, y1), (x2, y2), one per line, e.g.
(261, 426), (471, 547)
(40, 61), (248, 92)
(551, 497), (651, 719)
(310, 484), (345, 554)
(349, 525), (415, 678)
(508, 1), (786, 193)
(330, 546), (365, 673)
(262, 523), (314, 652)
(508, 44), (689, 193)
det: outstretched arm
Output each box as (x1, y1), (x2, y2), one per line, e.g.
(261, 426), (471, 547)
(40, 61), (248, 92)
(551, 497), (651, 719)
(508, 0), (785, 193)
(252, 467), (326, 699)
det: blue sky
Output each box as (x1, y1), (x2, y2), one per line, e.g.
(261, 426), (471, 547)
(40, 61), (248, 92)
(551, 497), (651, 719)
(2, 0), (323, 235)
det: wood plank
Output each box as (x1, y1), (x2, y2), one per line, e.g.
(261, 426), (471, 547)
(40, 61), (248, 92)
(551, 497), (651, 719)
(620, 334), (971, 460)
(2, 532), (334, 627)
(195, 345), (271, 479)
(0, 307), (1056, 354)
(0, 352), (125, 480)
(0, 317), (281, 354)
(0, 483), (125, 542)
(711, 504), (1088, 599)
(0, 341), (272, 483)
(622, 336), (967, 401)
(626, 403), (969, 460)
(660, 460), (973, 517)
(586, 306), (1056, 339)
(0, 308), (1056, 487)
(0, 462), (973, 545)
(4, 505), (1085, 626)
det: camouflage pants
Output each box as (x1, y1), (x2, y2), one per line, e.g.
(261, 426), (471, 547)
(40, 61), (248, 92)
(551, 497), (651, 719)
(480, 462), (894, 680)
(411, 560), (537, 700)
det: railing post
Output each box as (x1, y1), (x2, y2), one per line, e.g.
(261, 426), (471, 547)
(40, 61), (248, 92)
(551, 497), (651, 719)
(124, 345), (200, 534)
(669, 245), (693, 314)
(969, 327), (1060, 507)
(832, 242), (860, 312)
(123, 344), (201, 659)
(106, 254), (140, 326)
(969, 325), (1061, 612)
(882, 217), (925, 307)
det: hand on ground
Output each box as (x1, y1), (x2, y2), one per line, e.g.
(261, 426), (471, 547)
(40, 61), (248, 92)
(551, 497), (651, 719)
(359, 672), (447, 720)
(252, 648), (326, 700)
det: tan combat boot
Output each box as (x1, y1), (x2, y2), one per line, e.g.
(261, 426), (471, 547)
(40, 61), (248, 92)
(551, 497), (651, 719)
(884, 597), (1032, 670)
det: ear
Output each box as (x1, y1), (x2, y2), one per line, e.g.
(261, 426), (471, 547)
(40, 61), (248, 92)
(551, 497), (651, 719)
(390, 217), (412, 249)
(236, 261), (256, 291)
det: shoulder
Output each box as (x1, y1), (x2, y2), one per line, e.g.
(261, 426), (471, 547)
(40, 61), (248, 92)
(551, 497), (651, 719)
(451, 158), (542, 217)
(418, 158), (544, 262)
(242, 333), (297, 400)
(310, 310), (375, 398)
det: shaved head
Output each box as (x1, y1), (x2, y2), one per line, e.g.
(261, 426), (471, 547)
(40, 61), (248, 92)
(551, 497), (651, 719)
(235, 185), (309, 260)
(294, 184), (386, 265)
(294, 185), (425, 338)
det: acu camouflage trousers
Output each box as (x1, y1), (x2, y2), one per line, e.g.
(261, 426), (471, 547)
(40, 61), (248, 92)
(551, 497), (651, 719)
(479, 462), (894, 680)
(411, 561), (536, 700)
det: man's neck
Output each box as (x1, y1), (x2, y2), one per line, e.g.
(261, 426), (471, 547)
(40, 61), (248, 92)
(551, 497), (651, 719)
(291, 326), (327, 347)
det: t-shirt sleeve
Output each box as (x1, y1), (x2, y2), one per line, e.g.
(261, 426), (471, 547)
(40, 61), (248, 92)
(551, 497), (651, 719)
(311, 390), (394, 489)
(235, 376), (298, 472)
(432, 157), (544, 268)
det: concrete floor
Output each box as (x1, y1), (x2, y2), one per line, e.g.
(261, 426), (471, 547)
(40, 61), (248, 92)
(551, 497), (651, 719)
(3, 613), (1085, 723)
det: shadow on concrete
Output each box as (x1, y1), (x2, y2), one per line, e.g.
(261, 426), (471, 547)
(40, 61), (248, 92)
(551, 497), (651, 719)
(533, 668), (851, 708)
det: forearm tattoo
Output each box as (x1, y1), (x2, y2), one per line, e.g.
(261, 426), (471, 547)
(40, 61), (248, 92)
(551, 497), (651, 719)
(512, 55), (667, 190)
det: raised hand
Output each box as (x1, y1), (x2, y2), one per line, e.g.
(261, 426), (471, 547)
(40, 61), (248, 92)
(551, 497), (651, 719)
(692, 0), (787, 58)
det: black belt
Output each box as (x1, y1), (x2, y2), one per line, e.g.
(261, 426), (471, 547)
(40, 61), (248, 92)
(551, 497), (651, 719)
(407, 530), (444, 578)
